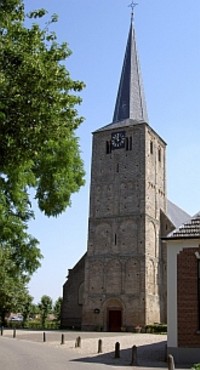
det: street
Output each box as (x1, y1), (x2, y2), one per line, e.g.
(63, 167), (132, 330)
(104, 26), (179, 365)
(0, 336), (112, 370)
(0, 331), (171, 370)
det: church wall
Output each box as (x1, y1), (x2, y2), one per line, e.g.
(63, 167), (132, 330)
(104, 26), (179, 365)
(144, 126), (167, 324)
(160, 212), (175, 323)
(82, 253), (146, 330)
(89, 124), (146, 224)
(82, 123), (152, 330)
(61, 254), (85, 329)
(62, 121), (168, 331)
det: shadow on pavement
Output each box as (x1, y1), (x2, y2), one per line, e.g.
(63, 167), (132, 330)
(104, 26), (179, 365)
(71, 341), (167, 367)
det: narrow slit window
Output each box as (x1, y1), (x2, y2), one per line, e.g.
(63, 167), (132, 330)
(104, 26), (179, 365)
(126, 137), (129, 151)
(150, 141), (153, 154)
(106, 141), (111, 154)
(159, 149), (161, 161)
(116, 163), (119, 172)
(129, 136), (132, 151)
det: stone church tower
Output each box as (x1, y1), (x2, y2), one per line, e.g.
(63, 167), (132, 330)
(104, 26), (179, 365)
(61, 14), (190, 331)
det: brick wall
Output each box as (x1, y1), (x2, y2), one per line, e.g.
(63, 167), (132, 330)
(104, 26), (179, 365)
(177, 247), (200, 347)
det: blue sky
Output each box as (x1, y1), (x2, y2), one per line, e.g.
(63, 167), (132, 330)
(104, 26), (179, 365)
(24, 0), (200, 303)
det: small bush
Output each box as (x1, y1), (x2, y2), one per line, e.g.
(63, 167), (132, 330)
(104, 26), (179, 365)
(7, 321), (23, 329)
(24, 320), (59, 330)
(145, 323), (167, 334)
(191, 364), (200, 370)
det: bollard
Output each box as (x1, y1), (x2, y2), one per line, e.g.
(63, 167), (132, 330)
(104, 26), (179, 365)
(75, 336), (81, 348)
(114, 342), (120, 358)
(167, 354), (175, 370)
(98, 339), (103, 353)
(61, 333), (65, 345)
(13, 328), (16, 338)
(43, 332), (46, 343)
(1, 326), (4, 336)
(130, 345), (138, 366)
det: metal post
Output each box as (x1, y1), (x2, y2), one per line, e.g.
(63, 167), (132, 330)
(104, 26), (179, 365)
(1, 326), (4, 336)
(43, 332), (46, 342)
(114, 342), (120, 358)
(75, 336), (81, 348)
(98, 339), (103, 353)
(130, 345), (138, 365)
(61, 333), (65, 345)
(13, 328), (16, 338)
(167, 354), (175, 370)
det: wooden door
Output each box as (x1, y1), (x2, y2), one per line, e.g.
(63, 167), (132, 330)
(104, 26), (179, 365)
(108, 310), (122, 332)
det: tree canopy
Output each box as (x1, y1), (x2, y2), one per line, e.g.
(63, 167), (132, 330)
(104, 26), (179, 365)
(0, 0), (85, 217)
(38, 295), (53, 327)
(0, 0), (85, 318)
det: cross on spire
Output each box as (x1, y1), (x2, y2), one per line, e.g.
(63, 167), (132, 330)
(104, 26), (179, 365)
(128, 1), (138, 21)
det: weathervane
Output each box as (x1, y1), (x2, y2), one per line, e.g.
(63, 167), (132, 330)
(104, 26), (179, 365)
(128, 1), (138, 21)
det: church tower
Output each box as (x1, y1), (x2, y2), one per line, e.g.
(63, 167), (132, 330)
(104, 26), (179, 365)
(81, 13), (167, 331)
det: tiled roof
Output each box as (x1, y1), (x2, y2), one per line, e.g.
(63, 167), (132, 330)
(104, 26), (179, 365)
(166, 212), (200, 239)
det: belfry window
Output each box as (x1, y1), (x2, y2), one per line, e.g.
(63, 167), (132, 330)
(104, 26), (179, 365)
(106, 141), (111, 154)
(125, 137), (133, 151)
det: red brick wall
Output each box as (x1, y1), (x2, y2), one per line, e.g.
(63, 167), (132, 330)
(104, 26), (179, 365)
(177, 247), (200, 347)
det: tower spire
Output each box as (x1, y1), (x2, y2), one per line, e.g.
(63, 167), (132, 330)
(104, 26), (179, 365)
(112, 4), (148, 123)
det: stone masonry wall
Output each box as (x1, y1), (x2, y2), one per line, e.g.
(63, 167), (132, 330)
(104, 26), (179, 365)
(82, 120), (167, 330)
(144, 126), (167, 324)
(61, 254), (86, 329)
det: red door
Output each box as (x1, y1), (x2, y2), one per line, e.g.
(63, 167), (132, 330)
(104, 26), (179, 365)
(108, 310), (122, 332)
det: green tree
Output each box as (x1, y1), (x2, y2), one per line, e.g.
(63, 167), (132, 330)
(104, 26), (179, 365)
(0, 0), (85, 218)
(0, 0), (85, 318)
(0, 243), (42, 324)
(20, 293), (34, 325)
(38, 295), (52, 327)
(53, 297), (62, 325)
(29, 302), (40, 320)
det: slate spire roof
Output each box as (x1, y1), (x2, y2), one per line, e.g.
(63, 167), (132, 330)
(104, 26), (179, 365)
(112, 16), (148, 123)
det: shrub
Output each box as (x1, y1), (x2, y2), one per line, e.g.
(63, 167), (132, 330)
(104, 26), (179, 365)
(145, 323), (167, 334)
(24, 319), (59, 330)
(191, 364), (200, 370)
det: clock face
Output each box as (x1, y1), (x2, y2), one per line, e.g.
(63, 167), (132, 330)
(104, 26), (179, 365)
(111, 131), (126, 149)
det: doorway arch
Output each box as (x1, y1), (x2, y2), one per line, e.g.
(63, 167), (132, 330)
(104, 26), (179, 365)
(103, 298), (124, 332)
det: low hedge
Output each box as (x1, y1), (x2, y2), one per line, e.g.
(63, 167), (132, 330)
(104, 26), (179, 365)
(145, 323), (167, 334)
(24, 320), (59, 330)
